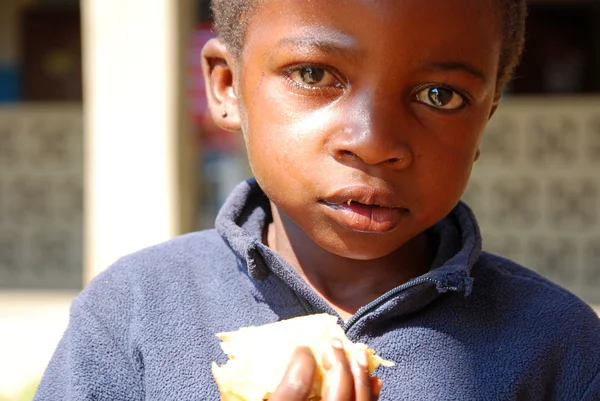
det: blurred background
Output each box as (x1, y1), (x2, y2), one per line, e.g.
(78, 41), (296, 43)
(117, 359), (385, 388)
(0, 0), (599, 399)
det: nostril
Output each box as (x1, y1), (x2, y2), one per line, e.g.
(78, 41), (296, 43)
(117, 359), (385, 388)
(387, 156), (404, 164)
(340, 150), (358, 159)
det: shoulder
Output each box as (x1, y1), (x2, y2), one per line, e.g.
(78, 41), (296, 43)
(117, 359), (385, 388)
(37, 230), (237, 399)
(75, 229), (240, 313)
(473, 251), (598, 320)
(454, 252), (600, 397)
(471, 251), (600, 333)
(66, 229), (245, 344)
(117, 229), (233, 270)
(98, 229), (235, 282)
(471, 251), (599, 331)
(470, 252), (600, 395)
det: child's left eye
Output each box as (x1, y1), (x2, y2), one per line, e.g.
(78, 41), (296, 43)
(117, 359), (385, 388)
(288, 66), (341, 88)
(415, 86), (465, 110)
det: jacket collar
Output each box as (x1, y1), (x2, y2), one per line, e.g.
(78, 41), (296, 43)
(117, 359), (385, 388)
(216, 178), (480, 297)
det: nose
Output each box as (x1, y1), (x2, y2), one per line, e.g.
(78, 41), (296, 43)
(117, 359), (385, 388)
(327, 95), (413, 169)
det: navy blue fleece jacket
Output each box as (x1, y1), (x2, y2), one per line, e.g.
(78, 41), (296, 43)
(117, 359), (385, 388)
(35, 179), (600, 400)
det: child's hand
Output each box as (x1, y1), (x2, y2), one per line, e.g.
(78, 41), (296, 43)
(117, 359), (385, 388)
(269, 341), (383, 401)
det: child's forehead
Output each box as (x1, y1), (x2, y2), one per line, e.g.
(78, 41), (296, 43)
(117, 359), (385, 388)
(243, 0), (502, 62)
(246, 0), (501, 41)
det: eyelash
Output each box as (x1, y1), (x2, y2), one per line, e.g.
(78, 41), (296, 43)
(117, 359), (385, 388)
(283, 64), (346, 94)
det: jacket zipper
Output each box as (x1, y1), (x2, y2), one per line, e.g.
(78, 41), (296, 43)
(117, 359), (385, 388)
(295, 276), (452, 332)
(343, 276), (442, 333)
(296, 291), (315, 314)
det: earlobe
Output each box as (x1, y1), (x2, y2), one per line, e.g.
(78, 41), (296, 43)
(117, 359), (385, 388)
(201, 38), (242, 132)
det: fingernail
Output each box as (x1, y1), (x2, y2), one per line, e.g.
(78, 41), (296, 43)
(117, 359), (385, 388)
(357, 350), (369, 368)
(323, 340), (342, 370)
(328, 339), (343, 369)
(376, 378), (384, 393)
(369, 376), (383, 398)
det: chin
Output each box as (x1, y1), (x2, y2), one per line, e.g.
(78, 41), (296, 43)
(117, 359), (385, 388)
(321, 238), (404, 261)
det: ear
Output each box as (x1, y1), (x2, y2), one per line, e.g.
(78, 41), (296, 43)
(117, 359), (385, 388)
(488, 93), (502, 120)
(201, 38), (242, 132)
(476, 93), (503, 162)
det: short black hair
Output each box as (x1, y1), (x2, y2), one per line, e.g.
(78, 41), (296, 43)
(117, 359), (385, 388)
(211, 0), (527, 92)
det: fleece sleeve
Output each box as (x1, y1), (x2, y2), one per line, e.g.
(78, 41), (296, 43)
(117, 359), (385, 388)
(34, 269), (144, 400)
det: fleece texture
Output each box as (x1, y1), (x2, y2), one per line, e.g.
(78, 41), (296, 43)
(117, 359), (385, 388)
(35, 179), (600, 400)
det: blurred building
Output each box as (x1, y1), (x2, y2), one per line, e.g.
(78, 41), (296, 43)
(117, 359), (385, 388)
(0, 0), (599, 398)
(0, 1), (84, 398)
(465, 0), (600, 306)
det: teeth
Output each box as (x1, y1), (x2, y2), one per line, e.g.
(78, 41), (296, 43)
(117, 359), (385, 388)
(347, 199), (352, 206)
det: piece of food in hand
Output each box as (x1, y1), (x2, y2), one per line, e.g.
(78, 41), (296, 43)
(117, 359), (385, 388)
(212, 313), (394, 401)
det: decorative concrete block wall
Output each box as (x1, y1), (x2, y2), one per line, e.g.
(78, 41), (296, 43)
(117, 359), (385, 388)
(464, 98), (600, 305)
(0, 105), (83, 290)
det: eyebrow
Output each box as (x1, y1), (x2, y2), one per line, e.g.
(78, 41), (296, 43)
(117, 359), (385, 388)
(275, 34), (361, 62)
(420, 61), (488, 83)
(274, 34), (488, 83)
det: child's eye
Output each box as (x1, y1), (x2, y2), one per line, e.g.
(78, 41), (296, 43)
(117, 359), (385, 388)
(287, 66), (341, 88)
(415, 86), (465, 110)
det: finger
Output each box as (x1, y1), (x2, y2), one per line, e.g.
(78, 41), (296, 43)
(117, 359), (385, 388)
(270, 346), (317, 401)
(322, 339), (354, 401)
(369, 377), (383, 400)
(351, 350), (373, 401)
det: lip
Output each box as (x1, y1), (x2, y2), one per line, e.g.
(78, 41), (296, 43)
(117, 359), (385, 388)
(321, 185), (403, 208)
(319, 185), (408, 232)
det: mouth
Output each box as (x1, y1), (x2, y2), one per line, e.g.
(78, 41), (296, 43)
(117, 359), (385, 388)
(319, 186), (408, 233)
(324, 199), (398, 209)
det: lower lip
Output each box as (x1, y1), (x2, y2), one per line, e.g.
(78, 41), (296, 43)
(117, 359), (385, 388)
(321, 201), (407, 233)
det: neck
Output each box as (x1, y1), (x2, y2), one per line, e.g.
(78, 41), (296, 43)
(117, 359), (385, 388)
(266, 203), (435, 320)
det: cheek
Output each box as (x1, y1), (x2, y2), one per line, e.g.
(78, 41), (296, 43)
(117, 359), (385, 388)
(424, 112), (486, 165)
(436, 130), (481, 183)
(245, 93), (334, 175)
(411, 118), (485, 204)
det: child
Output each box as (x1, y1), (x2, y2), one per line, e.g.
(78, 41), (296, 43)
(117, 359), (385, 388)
(35, 0), (600, 400)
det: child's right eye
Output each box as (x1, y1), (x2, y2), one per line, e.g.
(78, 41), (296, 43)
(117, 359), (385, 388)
(286, 65), (343, 90)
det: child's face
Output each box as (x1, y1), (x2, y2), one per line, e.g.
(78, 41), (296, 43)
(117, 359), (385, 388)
(220, 0), (501, 260)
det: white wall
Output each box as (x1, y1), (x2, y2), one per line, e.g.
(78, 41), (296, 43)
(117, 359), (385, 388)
(82, 0), (182, 280)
